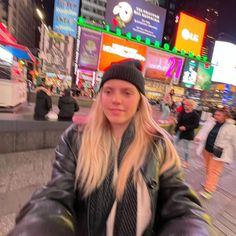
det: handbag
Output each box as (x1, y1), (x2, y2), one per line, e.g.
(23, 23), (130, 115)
(46, 110), (58, 121)
(212, 145), (223, 158)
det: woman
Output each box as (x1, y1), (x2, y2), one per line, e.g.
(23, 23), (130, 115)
(195, 108), (236, 200)
(34, 79), (52, 120)
(58, 89), (79, 121)
(159, 89), (174, 122)
(9, 60), (213, 236)
(175, 99), (200, 168)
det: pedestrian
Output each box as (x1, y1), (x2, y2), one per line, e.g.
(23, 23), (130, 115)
(33, 78), (52, 120)
(195, 108), (236, 199)
(8, 59), (213, 236)
(58, 89), (79, 121)
(159, 88), (174, 122)
(174, 99), (200, 168)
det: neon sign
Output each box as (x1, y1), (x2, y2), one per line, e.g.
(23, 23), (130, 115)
(77, 17), (209, 63)
(102, 43), (146, 61)
(165, 57), (183, 79)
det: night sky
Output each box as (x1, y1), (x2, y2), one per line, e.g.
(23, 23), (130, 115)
(218, 0), (236, 41)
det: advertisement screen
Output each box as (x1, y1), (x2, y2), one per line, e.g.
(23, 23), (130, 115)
(99, 34), (147, 71)
(211, 41), (236, 86)
(53, 0), (80, 38)
(194, 62), (213, 90)
(175, 12), (206, 55)
(40, 29), (74, 75)
(105, 0), (166, 43)
(144, 48), (184, 84)
(78, 28), (102, 70)
(182, 59), (199, 88)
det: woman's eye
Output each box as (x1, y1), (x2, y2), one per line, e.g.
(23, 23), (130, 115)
(104, 90), (111, 94)
(124, 91), (132, 96)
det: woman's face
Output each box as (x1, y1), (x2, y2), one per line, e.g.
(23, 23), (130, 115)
(214, 111), (226, 123)
(101, 79), (140, 129)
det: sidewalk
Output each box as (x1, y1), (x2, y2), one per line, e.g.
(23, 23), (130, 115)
(0, 145), (235, 235)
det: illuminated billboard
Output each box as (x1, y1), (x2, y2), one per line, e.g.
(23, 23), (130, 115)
(144, 48), (184, 84)
(53, 0), (80, 38)
(181, 59), (199, 88)
(211, 41), (236, 86)
(195, 62), (213, 90)
(175, 12), (206, 56)
(98, 34), (147, 71)
(105, 0), (166, 43)
(78, 28), (102, 70)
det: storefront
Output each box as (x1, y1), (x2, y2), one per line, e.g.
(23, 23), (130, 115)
(0, 23), (35, 107)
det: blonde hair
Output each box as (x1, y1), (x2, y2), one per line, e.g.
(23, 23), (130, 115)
(184, 99), (196, 109)
(76, 93), (180, 199)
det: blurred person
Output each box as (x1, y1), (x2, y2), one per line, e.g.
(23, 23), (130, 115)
(33, 79), (52, 120)
(58, 89), (79, 121)
(159, 89), (174, 122)
(195, 108), (236, 200)
(9, 60), (213, 236)
(175, 99), (200, 168)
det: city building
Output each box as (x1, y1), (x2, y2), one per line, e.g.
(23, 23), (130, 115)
(177, 0), (220, 60)
(7, 0), (37, 49)
(80, 0), (107, 27)
(0, 0), (8, 26)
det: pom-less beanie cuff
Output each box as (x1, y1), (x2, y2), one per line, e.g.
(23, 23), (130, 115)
(99, 59), (145, 94)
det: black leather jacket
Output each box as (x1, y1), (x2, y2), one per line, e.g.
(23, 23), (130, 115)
(9, 124), (214, 236)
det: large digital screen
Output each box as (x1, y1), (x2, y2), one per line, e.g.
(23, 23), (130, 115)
(98, 34), (147, 71)
(105, 0), (166, 43)
(78, 28), (102, 70)
(144, 48), (184, 84)
(53, 0), (80, 38)
(181, 59), (199, 88)
(195, 62), (213, 90)
(175, 12), (206, 55)
(211, 41), (236, 86)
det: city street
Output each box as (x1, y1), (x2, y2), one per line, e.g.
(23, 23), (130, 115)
(0, 128), (235, 235)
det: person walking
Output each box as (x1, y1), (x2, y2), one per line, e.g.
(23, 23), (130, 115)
(195, 108), (236, 199)
(175, 99), (200, 168)
(9, 59), (213, 236)
(58, 89), (79, 121)
(159, 89), (175, 122)
(33, 79), (52, 120)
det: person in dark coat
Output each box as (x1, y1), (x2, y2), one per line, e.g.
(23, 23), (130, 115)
(33, 80), (52, 120)
(8, 60), (214, 236)
(175, 99), (200, 168)
(58, 89), (79, 121)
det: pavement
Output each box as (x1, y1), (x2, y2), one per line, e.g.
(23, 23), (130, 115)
(0, 102), (235, 235)
(0, 146), (235, 235)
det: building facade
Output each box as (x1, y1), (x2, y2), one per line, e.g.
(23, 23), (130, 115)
(8, 0), (37, 49)
(80, 0), (107, 27)
(0, 0), (8, 26)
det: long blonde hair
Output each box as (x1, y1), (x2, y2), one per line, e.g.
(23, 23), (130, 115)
(76, 93), (180, 199)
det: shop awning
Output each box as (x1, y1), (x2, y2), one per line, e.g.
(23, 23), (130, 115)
(0, 23), (35, 63)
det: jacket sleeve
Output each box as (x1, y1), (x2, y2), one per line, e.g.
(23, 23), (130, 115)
(58, 97), (62, 109)
(8, 124), (80, 236)
(47, 95), (52, 111)
(74, 99), (79, 112)
(155, 146), (215, 235)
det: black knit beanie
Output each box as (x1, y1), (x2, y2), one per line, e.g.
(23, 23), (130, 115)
(99, 59), (145, 94)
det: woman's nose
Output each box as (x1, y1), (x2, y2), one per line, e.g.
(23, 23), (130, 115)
(112, 93), (121, 104)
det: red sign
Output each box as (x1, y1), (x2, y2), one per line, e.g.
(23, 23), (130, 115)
(99, 34), (147, 71)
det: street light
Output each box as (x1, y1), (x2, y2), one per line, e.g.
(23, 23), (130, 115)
(36, 8), (44, 21)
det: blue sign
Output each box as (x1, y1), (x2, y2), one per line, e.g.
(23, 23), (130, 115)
(53, 0), (80, 38)
(105, 0), (166, 43)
